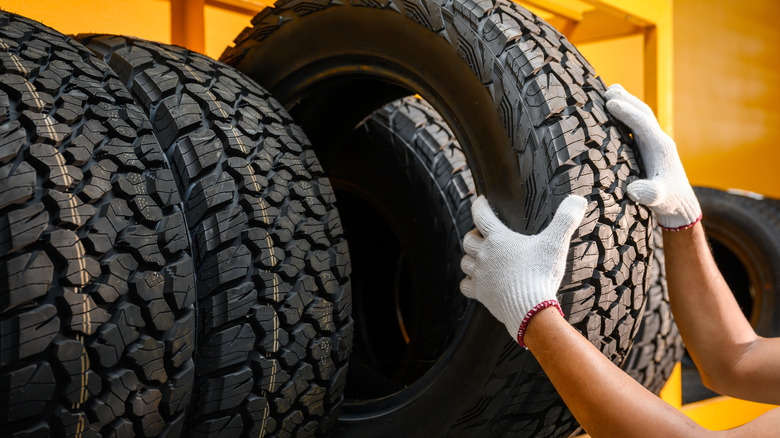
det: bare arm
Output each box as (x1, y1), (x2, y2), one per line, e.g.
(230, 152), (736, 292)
(525, 307), (780, 437)
(605, 84), (780, 404)
(664, 223), (780, 404)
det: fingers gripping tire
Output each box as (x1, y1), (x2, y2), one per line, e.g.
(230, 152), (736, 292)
(77, 35), (353, 437)
(0, 13), (196, 437)
(223, 2), (653, 436)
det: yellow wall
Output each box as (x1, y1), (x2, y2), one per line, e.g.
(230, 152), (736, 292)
(673, 0), (780, 198)
(2, 0), (171, 44)
(578, 34), (645, 101)
(204, 4), (253, 59)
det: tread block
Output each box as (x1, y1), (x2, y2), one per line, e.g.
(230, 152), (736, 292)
(1, 251), (52, 312)
(61, 287), (110, 335)
(172, 129), (223, 185)
(0, 362), (56, 422)
(0, 202), (48, 255)
(198, 323), (256, 374)
(0, 161), (36, 209)
(0, 304), (59, 366)
(195, 367), (253, 415)
(127, 335), (168, 384)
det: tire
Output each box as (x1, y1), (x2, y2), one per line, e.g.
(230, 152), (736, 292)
(363, 97), (681, 404)
(0, 13), (196, 438)
(621, 228), (684, 395)
(223, 2), (652, 436)
(694, 187), (780, 337)
(334, 97), (475, 407)
(77, 35), (353, 437)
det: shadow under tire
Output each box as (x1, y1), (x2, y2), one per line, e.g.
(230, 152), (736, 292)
(78, 35), (353, 437)
(0, 13), (197, 438)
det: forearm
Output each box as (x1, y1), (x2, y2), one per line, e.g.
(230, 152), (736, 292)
(663, 223), (780, 402)
(525, 308), (708, 437)
(525, 307), (780, 437)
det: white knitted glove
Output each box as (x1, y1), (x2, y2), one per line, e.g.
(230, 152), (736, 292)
(605, 84), (702, 231)
(460, 195), (587, 347)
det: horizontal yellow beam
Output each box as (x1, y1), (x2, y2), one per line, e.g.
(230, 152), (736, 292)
(519, 0), (584, 21)
(206, 0), (269, 14)
(682, 396), (779, 430)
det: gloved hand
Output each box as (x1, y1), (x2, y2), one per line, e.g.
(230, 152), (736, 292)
(606, 84), (702, 231)
(460, 195), (587, 348)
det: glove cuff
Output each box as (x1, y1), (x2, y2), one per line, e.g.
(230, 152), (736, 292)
(516, 300), (564, 349)
(660, 212), (702, 231)
(657, 193), (702, 231)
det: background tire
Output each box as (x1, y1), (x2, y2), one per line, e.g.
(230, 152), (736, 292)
(222, 1), (653, 435)
(694, 187), (780, 337)
(0, 13), (196, 437)
(621, 228), (684, 395)
(78, 35), (353, 437)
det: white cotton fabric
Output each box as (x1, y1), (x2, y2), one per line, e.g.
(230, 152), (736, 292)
(460, 195), (587, 340)
(605, 84), (702, 230)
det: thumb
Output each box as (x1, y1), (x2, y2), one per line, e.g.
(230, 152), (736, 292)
(627, 179), (666, 207)
(542, 195), (587, 242)
(460, 277), (478, 300)
(471, 195), (509, 235)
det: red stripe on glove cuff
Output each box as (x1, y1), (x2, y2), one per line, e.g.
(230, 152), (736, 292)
(516, 300), (564, 349)
(660, 212), (702, 232)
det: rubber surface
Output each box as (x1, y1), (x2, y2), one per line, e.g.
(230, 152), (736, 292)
(333, 96), (475, 401)
(0, 13), (196, 437)
(222, 1), (653, 435)
(78, 35), (353, 437)
(621, 228), (684, 395)
(695, 187), (780, 337)
(364, 97), (681, 425)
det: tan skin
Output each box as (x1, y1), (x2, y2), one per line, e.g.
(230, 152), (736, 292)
(524, 223), (780, 437)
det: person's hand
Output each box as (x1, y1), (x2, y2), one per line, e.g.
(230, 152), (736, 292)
(606, 84), (702, 231)
(460, 195), (587, 347)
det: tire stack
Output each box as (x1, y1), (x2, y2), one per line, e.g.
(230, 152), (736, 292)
(1, 13), (351, 438)
(0, 1), (693, 436)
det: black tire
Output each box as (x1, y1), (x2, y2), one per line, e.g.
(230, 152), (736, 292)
(0, 13), (197, 438)
(222, 2), (653, 436)
(362, 97), (681, 403)
(334, 97), (475, 406)
(222, 1), (654, 436)
(621, 228), (684, 394)
(77, 35), (353, 437)
(695, 187), (780, 337)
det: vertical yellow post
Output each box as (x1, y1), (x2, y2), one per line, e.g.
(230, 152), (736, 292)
(642, 25), (658, 115)
(659, 362), (682, 408)
(584, 0), (674, 134)
(171, 0), (206, 53)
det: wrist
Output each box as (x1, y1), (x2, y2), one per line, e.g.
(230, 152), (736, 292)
(660, 212), (702, 231)
(515, 300), (563, 349)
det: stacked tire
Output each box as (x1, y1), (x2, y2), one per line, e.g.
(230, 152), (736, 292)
(1, 13), (352, 438)
(76, 35), (353, 437)
(0, 13), (197, 437)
